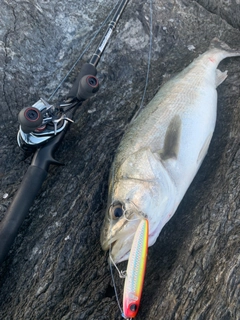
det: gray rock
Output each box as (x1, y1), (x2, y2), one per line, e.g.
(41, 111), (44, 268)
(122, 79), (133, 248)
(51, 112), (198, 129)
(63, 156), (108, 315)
(0, 1), (239, 319)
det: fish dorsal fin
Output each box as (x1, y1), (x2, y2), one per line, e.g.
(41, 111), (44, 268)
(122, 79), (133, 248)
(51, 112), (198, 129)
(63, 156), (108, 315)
(160, 115), (182, 161)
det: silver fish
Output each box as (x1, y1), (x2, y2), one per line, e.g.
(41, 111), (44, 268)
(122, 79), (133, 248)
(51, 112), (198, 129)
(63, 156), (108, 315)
(101, 38), (240, 264)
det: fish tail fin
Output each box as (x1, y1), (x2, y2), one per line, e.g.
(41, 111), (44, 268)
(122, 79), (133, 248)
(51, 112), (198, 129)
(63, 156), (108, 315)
(209, 38), (240, 57)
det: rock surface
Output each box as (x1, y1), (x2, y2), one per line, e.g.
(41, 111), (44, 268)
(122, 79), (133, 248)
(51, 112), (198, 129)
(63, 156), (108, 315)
(0, 0), (239, 319)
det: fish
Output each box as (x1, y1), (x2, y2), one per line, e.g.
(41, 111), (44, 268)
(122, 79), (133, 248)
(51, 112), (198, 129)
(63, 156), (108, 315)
(122, 218), (148, 319)
(100, 38), (240, 264)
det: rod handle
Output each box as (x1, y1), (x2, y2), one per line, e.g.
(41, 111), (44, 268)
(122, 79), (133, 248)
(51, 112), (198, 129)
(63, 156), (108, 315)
(0, 165), (47, 264)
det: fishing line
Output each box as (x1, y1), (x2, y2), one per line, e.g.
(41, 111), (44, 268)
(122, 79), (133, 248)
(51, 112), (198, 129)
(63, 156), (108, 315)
(122, 208), (141, 222)
(109, 254), (127, 278)
(139, 0), (153, 110)
(131, 0), (153, 122)
(48, 1), (120, 101)
(109, 1), (153, 318)
(109, 206), (128, 319)
(109, 246), (126, 318)
(123, 200), (147, 221)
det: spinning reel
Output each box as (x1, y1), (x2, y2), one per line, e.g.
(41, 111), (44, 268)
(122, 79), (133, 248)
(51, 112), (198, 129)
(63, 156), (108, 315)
(17, 63), (99, 151)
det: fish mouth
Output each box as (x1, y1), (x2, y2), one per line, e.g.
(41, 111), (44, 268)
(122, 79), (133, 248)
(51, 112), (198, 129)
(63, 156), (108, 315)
(101, 236), (111, 251)
(109, 245), (131, 264)
(101, 208), (144, 263)
(108, 240), (130, 264)
(107, 230), (136, 264)
(106, 218), (164, 263)
(100, 222), (127, 252)
(110, 249), (131, 264)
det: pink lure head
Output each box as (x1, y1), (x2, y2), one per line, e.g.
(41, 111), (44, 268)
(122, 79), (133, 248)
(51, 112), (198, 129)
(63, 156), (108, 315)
(123, 296), (140, 318)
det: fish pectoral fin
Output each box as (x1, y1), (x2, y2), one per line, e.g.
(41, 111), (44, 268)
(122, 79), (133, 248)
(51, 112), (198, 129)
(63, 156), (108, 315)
(216, 69), (228, 87)
(159, 115), (182, 161)
(197, 133), (213, 165)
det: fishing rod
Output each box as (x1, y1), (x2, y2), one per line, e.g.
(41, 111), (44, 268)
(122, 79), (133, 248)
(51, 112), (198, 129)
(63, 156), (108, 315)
(0, 0), (129, 265)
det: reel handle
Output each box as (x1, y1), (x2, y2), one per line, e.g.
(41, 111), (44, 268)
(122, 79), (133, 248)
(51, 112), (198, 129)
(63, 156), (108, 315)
(67, 62), (99, 100)
(18, 106), (43, 133)
(78, 74), (99, 100)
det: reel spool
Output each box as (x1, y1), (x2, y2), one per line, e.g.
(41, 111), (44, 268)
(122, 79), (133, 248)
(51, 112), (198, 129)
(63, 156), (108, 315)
(17, 99), (70, 150)
(17, 66), (99, 151)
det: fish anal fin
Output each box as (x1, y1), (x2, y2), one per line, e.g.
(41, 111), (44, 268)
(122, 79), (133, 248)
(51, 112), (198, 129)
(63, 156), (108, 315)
(216, 69), (228, 87)
(197, 133), (213, 165)
(160, 115), (182, 161)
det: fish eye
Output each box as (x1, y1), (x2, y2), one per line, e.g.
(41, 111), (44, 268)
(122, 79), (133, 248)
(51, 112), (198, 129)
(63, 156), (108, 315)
(110, 203), (123, 220)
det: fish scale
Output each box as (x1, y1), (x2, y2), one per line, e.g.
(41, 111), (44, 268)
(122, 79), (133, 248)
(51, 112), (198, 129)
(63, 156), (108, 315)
(101, 38), (240, 264)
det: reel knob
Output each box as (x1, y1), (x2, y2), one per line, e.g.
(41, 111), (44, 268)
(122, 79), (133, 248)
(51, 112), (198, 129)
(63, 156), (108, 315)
(77, 75), (99, 100)
(18, 107), (43, 133)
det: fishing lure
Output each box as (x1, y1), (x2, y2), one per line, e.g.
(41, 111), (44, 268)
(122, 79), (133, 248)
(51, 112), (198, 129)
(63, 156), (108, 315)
(123, 218), (148, 319)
